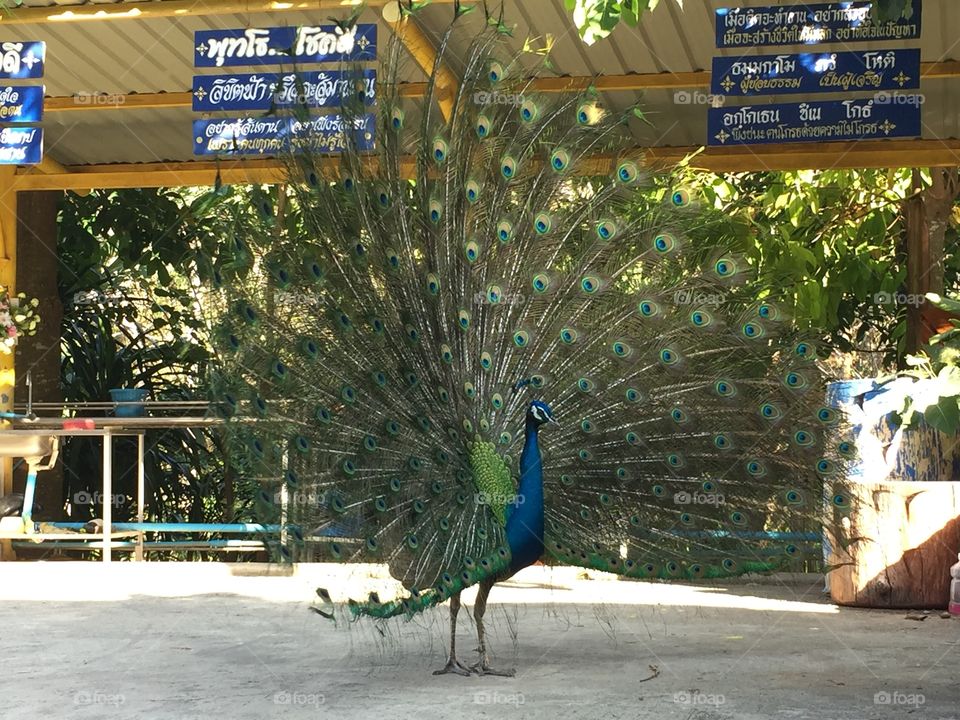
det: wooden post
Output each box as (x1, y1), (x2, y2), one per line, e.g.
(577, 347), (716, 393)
(904, 170), (928, 355)
(904, 168), (960, 354)
(15, 190), (64, 521)
(0, 168), (16, 560)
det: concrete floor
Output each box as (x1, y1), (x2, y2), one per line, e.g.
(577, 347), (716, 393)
(1, 563), (957, 720)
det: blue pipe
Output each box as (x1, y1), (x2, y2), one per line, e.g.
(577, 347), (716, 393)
(12, 539), (268, 549)
(45, 523), (815, 541)
(671, 531), (819, 541)
(21, 470), (37, 527)
(49, 522), (281, 533)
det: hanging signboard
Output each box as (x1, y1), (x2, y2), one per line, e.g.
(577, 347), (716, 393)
(194, 25), (377, 68)
(0, 85), (44, 123)
(193, 114), (375, 156)
(707, 98), (921, 146)
(0, 41), (45, 80)
(712, 49), (920, 97)
(0, 126), (43, 164)
(192, 70), (376, 112)
(716, 2), (922, 48)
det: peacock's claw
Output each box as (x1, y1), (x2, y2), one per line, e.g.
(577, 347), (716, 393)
(433, 658), (473, 676)
(470, 661), (515, 677)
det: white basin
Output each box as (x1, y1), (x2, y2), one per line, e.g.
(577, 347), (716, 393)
(0, 433), (55, 459)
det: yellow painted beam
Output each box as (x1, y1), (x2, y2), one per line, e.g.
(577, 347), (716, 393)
(36, 157), (90, 196)
(382, 2), (458, 122)
(37, 156), (66, 175)
(577, 140), (960, 173)
(45, 92), (192, 112)
(0, 0), (421, 25)
(13, 159), (289, 190)
(10, 139), (960, 191)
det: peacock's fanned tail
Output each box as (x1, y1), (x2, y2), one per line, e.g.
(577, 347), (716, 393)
(194, 7), (856, 618)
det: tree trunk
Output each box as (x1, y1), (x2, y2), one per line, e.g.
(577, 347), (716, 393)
(904, 168), (960, 354)
(14, 190), (64, 521)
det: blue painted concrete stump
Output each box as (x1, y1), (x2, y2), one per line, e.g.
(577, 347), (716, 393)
(825, 380), (960, 608)
(826, 378), (960, 483)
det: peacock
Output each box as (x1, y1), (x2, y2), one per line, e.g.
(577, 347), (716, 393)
(195, 5), (855, 677)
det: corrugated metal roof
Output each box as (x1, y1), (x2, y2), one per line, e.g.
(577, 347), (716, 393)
(1, 0), (956, 166)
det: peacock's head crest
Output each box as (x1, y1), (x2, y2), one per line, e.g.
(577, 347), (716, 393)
(527, 400), (558, 427)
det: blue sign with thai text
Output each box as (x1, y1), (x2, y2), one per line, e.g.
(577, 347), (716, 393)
(0, 41), (45, 79)
(194, 25), (377, 68)
(716, 2), (922, 48)
(0, 126), (42, 164)
(708, 98), (921, 146)
(193, 114), (375, 156)
(712, 49), (919, 97)
(192, 70), (376, 112)
(0, 85), (43, 123)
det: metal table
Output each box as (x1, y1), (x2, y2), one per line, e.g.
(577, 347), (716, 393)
(4, 415), (226, 562)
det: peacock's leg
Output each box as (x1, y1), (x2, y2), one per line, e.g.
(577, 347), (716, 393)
(471, 577), (515, 677)
(433, 591), (472, 676)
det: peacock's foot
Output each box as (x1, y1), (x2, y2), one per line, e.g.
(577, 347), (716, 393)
(433, 657), (473, 676)
(470, 661), (515, 677)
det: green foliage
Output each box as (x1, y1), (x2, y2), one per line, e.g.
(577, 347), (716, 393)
(892, 293), (960, 435)
(565, 0), (915, 44)
(565, 0), (669, 44)
(873, 0), (919, 22)
(56, 188), (262, 550)
(688, 168), (919, 367)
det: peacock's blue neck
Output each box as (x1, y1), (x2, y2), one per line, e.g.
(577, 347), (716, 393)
(504, 416), (545, 575)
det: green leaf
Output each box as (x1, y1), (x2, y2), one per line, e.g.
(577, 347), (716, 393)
(924, 396), (960, 434)
(621, 0), (642, 24)
(927, 292), (960, 314)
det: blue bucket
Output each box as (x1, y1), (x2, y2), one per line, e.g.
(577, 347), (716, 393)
(109, 388), (148, 417)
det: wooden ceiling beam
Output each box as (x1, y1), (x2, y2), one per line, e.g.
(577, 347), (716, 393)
(381, 2), (458, 122)
(11, 139), (960, 191)
(0, 0), (427, 25)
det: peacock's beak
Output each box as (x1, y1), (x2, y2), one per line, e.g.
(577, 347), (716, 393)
(548, 416), (560, 426)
